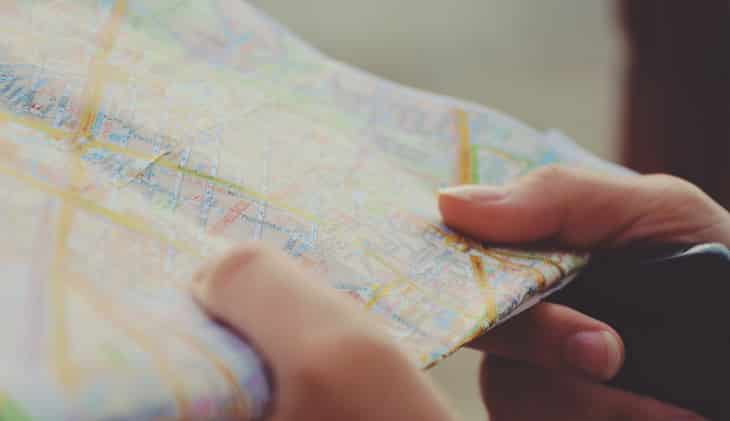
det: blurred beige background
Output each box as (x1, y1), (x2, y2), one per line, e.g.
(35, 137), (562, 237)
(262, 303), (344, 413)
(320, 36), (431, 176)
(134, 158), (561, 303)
(249, 1), (623, 419)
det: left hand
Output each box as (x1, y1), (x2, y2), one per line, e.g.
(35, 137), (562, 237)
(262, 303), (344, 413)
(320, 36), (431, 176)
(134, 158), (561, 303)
(192, 244), (456, 421)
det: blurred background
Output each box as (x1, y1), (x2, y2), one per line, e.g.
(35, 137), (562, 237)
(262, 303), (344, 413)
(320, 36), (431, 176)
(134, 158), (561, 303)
(249, 1), (622, 419)
(250, 0), (622, 159)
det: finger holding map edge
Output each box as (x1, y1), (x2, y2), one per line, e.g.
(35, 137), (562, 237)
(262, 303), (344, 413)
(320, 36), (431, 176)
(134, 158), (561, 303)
(439, 165), (730, 420)
(191, 244), (457, 421)
(0, 1), (682, 420)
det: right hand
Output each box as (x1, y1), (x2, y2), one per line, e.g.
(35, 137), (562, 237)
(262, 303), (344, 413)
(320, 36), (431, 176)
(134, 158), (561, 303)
(439, 165), (730, 421)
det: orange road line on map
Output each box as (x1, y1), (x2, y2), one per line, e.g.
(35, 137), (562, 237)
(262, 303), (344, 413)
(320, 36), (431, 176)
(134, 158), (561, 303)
(468, 255), (488, 289)
(76, 0), (127, 141)
(454, 109), (473, 185)
(208, 200), (252, 236)
(488, 249), (566, 278)
(469, 255), (497, 323)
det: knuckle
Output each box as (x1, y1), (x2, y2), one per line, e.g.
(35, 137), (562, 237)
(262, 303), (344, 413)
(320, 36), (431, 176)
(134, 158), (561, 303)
(642, 173), (709, 207)
(524, 165), (574, 190)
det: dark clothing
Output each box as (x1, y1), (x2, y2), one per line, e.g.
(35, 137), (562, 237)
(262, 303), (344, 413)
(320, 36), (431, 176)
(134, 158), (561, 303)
(620, 0), (730, 209)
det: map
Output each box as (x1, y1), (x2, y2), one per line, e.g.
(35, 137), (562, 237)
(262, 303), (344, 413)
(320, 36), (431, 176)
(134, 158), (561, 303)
(0, 1), (623, 419)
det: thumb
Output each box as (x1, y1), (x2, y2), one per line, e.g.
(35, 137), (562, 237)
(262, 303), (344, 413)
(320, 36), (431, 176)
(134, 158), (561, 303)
(438, 165), (730, 248)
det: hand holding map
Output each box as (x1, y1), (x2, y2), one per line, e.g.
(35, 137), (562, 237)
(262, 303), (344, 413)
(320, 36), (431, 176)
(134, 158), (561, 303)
(0, 1), (630, 419)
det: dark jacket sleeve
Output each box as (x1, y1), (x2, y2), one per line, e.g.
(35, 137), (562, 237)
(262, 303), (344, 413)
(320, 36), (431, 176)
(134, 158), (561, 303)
(619, 0), (730, 209)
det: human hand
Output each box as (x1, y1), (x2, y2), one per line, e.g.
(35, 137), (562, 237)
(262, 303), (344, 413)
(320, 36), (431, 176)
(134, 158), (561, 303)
(439, 166), (730, 420)
(191, 245), (456, 421)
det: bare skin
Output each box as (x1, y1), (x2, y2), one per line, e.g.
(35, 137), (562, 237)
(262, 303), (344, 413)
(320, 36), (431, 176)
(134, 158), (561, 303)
(193, 166), (729, 420)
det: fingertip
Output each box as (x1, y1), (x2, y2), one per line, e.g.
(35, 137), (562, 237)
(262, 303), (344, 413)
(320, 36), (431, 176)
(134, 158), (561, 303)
(438, 185), (510, 203)
(437, 188), (465, 225)
(438, 184), (514, 240)
(437, 186), (483, 222)
(191, 244), (279, 315)
(563, 330), (624, 381)
(604, 328), (625, 377)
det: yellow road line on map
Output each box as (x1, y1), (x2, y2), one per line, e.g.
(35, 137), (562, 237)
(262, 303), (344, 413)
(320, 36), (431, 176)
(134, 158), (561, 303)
(65, 266), (248, 417)
(426, 223), (473, 253)
(475, 145), (534, 169)
(1, 90), (318, 226)
(480, 247), (547, 290)
(469, 255), (497, 323)
(98, 1), (128, 54)
(76, 0), (127, 140)
(50, 155), (86, 392)
(3, 0), (194, 403)
(365, 282), (397, 310)
(0, 161), (199, 256)
(66, 277), (190, 418)
(428, 223), (548, 289)
(69, 0), (320, 229)
(50, 194), (79, 391)
(454, 109), (473, 185)
(77, 139), (321, 224)
(49, 1), (129, 390)
(0, 111), (69, 140)
(0, 115), (319, 236)
(436, 254), (520, 369)
(362, 248), (478, 320)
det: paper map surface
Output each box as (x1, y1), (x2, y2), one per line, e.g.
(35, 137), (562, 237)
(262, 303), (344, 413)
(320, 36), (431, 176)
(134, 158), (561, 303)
(0, 1), (624, 419)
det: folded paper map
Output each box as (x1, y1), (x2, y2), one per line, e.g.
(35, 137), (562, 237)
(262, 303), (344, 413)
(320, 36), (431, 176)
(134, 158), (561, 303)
(0, 1), (629, 419)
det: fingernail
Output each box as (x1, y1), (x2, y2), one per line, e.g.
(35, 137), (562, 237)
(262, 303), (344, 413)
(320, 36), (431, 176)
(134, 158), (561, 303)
(438, 185), (509, 202)
(564, 331), (622, 380)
